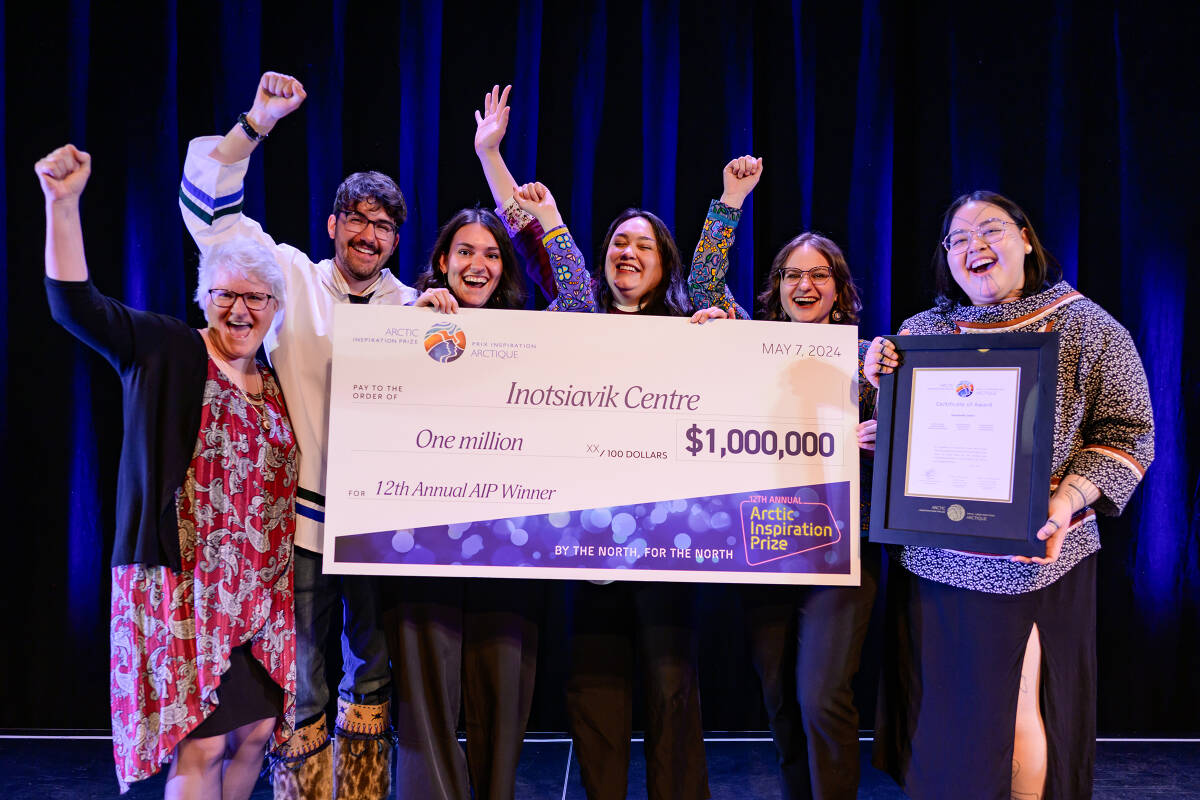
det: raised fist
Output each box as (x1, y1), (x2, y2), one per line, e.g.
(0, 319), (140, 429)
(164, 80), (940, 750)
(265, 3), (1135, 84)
(248, 71), (307, 133)
(513, 181), (564, 231)
(721, 155), (763, 208)
(35, 144), (91, 203)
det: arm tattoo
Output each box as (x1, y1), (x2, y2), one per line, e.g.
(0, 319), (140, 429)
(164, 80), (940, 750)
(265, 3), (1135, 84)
(1063, 483), (1089, 513)
(1061, 475), (1099, 513)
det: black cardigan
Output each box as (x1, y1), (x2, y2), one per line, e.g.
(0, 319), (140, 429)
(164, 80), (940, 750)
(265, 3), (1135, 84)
(46, 278), (207, 571)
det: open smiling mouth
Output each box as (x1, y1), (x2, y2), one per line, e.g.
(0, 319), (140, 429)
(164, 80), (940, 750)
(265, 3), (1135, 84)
(462, 275), (490, 288)
(791, 296), (818, 307)
(616, 262), (640, 273)
(968, 257), (996, 274)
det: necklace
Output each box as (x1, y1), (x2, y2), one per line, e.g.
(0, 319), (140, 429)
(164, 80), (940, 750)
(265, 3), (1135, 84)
(239, 381), (272, 432)
(202, 331), (271, 432)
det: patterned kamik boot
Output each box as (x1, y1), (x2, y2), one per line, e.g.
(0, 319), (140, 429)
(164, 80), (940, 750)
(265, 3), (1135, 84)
(333, 697), (393, 800)
(270, 714), (333, 800)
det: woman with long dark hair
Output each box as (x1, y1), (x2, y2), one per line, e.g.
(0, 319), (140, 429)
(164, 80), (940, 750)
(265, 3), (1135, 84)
(386, 206), (545, 800)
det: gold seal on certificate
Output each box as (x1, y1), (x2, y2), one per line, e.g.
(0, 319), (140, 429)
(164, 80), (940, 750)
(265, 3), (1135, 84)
(323, 306), (864, 584)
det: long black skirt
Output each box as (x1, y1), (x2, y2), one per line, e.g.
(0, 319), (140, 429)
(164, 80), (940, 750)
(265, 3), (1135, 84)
(873, 554), (1097, 800)
(189, 643), (284, 738)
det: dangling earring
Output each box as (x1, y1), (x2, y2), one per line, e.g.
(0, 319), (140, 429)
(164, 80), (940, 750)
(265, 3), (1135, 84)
(831, 308), (844, 322)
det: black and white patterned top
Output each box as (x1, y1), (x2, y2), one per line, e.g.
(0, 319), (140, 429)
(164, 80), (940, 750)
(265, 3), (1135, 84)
(894, 281), (1155, 594)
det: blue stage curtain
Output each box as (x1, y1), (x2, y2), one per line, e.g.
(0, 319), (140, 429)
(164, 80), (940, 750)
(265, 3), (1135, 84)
(846, 0), (892, 340)
(4, 0), (1197, 735)
(641, 0), (679, 232)
(719, 3), (754, 309)
(567, 0), (606, 262)
(1111, 3), (1198, 729)
(215, 1), (265, 226)
(304, 2), (347, 263)
(511, 0), (543, 308)
(396, 0), (443, 285)
(791, 0), (815, 232)
(65, 0), (104, 679)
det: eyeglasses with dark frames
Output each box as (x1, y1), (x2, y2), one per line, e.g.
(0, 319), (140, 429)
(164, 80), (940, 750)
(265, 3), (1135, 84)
(339, 210), (398, 238)
(207, 289), (275, 311)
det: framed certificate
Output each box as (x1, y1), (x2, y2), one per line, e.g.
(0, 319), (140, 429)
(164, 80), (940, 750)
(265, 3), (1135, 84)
(868, 332), (1058, 556)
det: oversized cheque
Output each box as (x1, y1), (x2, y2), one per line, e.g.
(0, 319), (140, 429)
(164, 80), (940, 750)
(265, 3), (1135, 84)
(324, 305), (862, 585)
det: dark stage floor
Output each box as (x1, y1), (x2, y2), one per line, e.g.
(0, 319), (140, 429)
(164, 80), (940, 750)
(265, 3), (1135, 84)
(2, 733), (1197, 798)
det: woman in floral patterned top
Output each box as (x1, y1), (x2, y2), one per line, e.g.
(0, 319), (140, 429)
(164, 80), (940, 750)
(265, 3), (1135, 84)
(39, 144), (297, 797)
(865, 191), (1154, 800)
(506, 184), (715, 800)
(686, 156), (883, 800)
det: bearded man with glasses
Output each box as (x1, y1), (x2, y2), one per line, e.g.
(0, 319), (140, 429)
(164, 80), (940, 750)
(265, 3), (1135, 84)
(180, 71), (416, 800)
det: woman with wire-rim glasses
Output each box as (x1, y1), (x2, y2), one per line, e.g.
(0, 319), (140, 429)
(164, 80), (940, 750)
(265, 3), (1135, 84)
(866, 190), (1154, 800)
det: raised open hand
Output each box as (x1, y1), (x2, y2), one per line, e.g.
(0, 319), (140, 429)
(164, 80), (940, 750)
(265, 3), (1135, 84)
(474, 84), (512, 154)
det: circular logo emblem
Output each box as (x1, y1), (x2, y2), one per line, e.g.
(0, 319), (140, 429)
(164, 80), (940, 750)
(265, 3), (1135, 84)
(947, 503), (966, 522)
(955, 381), (974, 398)
(423, 322), (467, 363)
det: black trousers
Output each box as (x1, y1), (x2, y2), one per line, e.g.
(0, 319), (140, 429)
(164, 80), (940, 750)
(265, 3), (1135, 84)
(874, 554), (1098, 800)
(383, 577), (540, 800)
(566, 580), (710, 800)
(742, 542), (881, 800)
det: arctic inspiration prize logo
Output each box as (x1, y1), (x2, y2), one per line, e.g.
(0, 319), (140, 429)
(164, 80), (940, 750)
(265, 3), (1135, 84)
(423, 321), (467, 363)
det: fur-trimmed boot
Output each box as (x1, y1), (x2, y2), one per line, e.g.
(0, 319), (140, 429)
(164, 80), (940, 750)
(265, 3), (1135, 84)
(270, 714), (333, 800)
(333, 698), (393, 800)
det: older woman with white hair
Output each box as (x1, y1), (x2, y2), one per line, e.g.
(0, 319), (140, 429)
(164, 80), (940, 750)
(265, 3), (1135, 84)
(39, 143), (298, 798)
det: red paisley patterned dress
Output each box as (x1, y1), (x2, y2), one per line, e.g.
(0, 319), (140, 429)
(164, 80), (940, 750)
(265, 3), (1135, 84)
(109, 358), (297, 790)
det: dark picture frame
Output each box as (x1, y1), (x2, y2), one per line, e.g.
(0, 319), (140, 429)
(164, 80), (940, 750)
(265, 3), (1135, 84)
(868, 332), (1059, 557)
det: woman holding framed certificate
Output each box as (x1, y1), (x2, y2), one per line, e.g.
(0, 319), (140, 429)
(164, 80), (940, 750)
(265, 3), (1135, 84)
(865, 191), (1155, 800)
(686, 158), (882, 800)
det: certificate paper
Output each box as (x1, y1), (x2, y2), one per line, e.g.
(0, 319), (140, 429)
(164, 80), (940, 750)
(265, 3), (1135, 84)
(323, 306), (861, 584)
(904, 367), (1020, 503)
